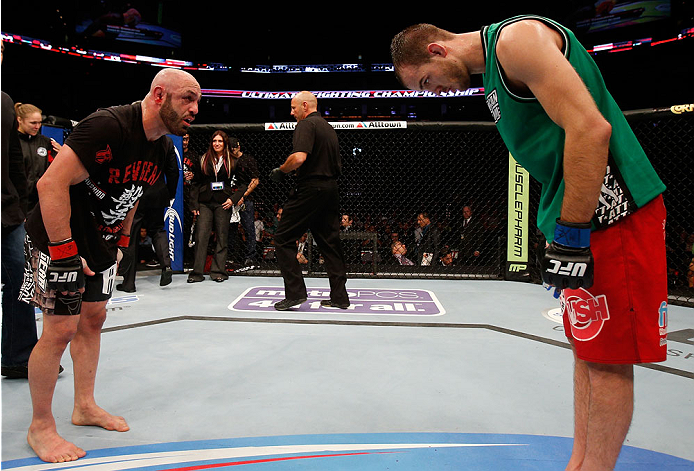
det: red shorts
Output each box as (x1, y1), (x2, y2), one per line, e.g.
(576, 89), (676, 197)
(561, 195), (668, 364)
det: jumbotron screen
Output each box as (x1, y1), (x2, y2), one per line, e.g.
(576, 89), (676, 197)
(572, 0), (671, 34)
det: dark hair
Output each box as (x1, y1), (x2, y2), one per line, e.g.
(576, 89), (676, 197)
(201, 130), (232, 176)
(438, 246), (452, 259)
(390, 24), (454, 84)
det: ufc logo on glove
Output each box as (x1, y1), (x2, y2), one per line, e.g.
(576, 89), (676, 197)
(48, 271), (78, 283)
(545, 260), (589, 278)
(541, 220), (594, 291)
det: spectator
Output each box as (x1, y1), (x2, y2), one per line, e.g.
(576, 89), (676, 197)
(397, 219), (415, 253)
(438, 246), (455, 266)
(414, 212), (440, 265)
(136, 228), (154, 265)
(390, 232), (414, 266)
(182, 132), (199, 267)
(359, 222), (381, 265)
(253, 210), (266, 247)
(226, 215), (244, 269)
(188, 130), (238, 283)
(266, 203), (280, 227)
(413, 216), (423, 245)
(228, 136), (260, 267)
(261, 207), (283, 261)
(340, 213), (354, 231)
(458, 205), (486, 265)
(297, 232), (309, 264)
(116, 136), (179, 291)
(340, 213), (360, 264)
(1, 41), (47, 379)
(15, 102), (59, 210)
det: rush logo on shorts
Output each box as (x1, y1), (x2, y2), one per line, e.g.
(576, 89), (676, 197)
(562, 288), (610, 342)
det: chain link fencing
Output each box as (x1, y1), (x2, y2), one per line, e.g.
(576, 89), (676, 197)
(187, 107), (693, 306)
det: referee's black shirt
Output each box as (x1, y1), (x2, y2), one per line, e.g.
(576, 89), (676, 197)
(292, 112), (341, 181)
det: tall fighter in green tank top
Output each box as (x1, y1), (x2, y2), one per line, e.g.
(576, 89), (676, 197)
(481, 15), (664, 241)
(391, 17), (668, 471)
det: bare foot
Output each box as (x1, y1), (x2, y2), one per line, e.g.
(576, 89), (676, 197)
(27, 427), (86, 463)
(72, 405), (130, 432)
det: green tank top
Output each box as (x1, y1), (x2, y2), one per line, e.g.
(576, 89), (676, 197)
(481, 15), (665, 241)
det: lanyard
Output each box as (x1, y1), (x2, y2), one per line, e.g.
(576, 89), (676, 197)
(214, 156), (224, 181)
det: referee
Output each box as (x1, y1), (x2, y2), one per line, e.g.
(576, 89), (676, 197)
(269, 91), (349, 310)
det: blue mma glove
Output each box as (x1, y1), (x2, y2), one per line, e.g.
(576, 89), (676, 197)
(541, 219), (594, 291)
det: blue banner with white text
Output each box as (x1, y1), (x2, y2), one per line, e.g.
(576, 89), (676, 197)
(165, 134), (184, 272)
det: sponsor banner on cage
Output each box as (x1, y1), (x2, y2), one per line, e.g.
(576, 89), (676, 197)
(265, 121), (407, 131)
(228, 286), (445, 315)
(506, 153), (530, 280)
(670, 103), (693, 114)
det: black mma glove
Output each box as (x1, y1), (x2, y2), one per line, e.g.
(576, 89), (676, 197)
(269, 167), (286, 183)
(47, 238), (85, 293)
(116, 233), (134, 276)
(541, 219), (594, 293)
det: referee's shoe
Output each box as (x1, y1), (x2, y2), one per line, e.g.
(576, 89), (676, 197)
(320, 299), (350, 309)
(274, 298), (307, 310)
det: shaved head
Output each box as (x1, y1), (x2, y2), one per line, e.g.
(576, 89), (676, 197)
(294, 91), (317, 109)
(149, 68), (200, 98)
(142, 68), (201, 139)
(290, 90), (318, 122)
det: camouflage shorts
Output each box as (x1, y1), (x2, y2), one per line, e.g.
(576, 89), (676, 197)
(19, 235), (115, 315)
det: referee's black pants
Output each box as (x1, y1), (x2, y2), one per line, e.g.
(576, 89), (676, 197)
(274, 179), (348, 303)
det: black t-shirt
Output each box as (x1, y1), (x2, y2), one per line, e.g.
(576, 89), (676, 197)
(183, 149), (199, 187)
(292, 112), (341, 181)
(25, 102), (168, 272)
(232, 152), (259, 200)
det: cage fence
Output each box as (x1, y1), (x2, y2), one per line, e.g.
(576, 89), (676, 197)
(187, 108), (693, 307)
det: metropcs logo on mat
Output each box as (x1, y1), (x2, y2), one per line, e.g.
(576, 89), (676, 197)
(562, 288), (610, 341)
(228, 287), (445, 315)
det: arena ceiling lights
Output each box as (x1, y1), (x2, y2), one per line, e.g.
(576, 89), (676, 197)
(3, 27), (692, 71)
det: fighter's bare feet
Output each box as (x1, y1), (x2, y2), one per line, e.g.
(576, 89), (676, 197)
(72, 405), (129, 432)
(27, 427), (86, 463)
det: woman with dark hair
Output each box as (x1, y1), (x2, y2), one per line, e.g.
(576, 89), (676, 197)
(188, 130), (237, 282)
